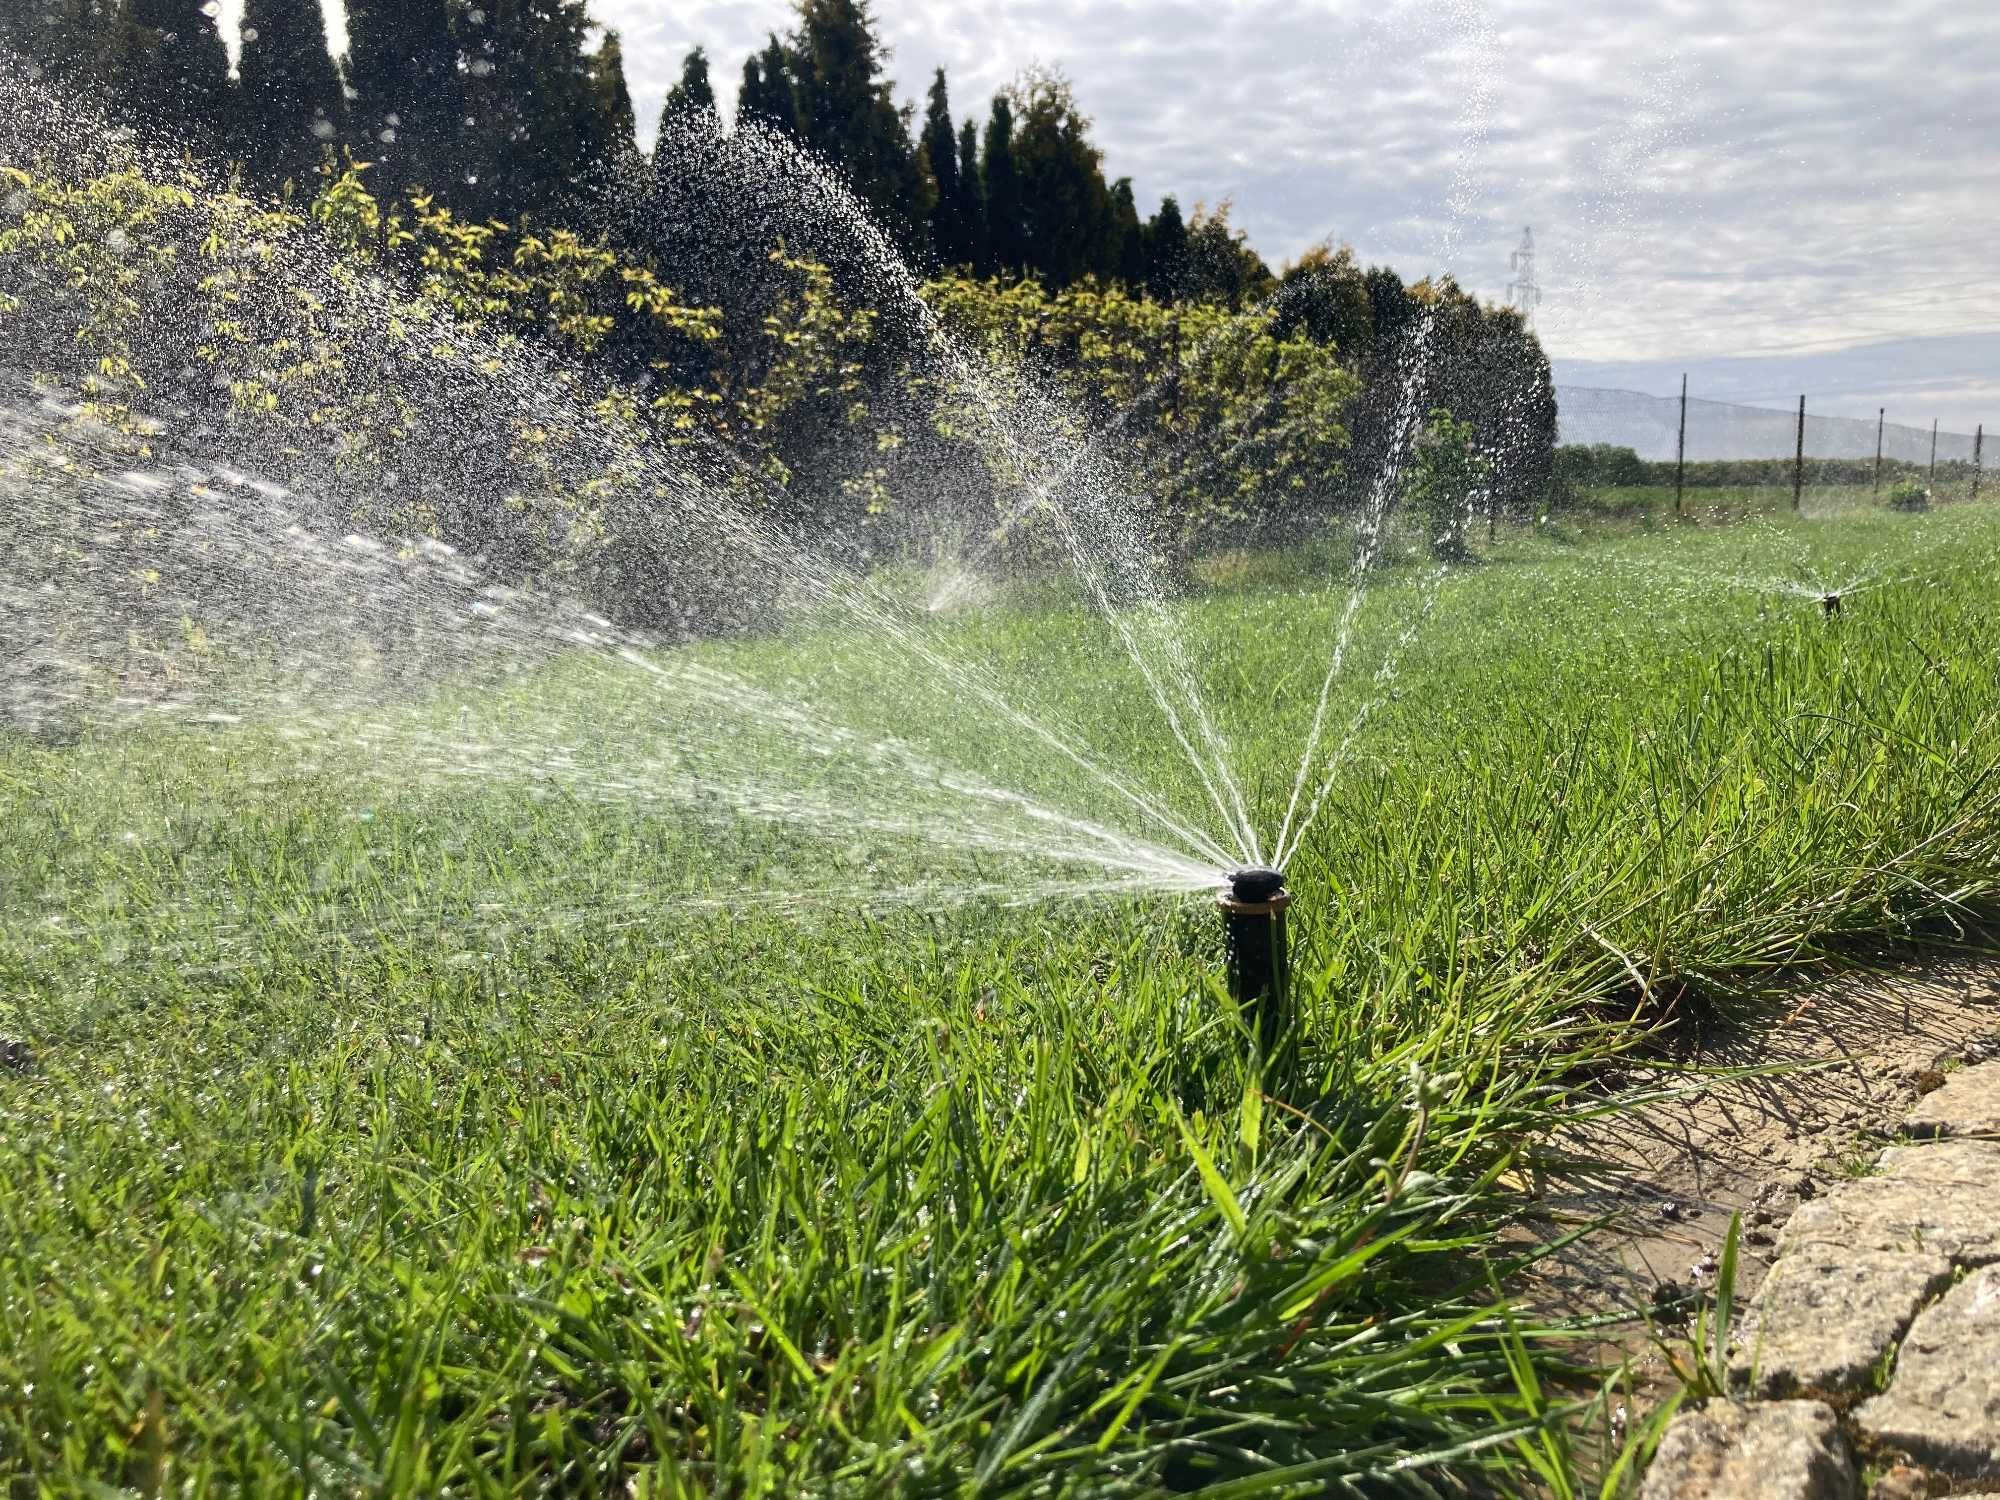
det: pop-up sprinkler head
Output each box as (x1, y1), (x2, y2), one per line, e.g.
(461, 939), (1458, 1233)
(1822, 591), (1842, 617)
(1219, 867), (1293, 1060)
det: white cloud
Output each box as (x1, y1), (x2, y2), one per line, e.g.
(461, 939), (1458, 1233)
(255, 0), (2000, 419)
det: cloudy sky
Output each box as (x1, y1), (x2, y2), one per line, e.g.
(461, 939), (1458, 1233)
(296, 0), (2000, 431)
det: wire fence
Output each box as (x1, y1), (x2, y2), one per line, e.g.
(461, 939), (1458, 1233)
(1554, 383), (1985, 470)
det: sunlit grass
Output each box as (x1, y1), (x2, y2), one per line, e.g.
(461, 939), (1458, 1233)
(3, 499), (1999, 1492)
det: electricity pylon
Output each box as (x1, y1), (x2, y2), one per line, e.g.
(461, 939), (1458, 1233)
(1507, 226), (1541, 327)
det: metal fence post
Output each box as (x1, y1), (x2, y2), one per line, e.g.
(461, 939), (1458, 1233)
(1930, 419), (1939, 491)
(1792, 394), (1805, 511)
(1976, 424), (1985, 500)
(1675, 373), (1687, 516)
(1874, 408), (1884, 494)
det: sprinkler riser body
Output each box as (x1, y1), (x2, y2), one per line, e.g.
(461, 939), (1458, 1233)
(1220, 868), (1293, 1057)
(1822, 593), (1842, 617)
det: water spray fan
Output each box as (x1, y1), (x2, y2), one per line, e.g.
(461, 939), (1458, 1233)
(1219, 866), (1294, 1059)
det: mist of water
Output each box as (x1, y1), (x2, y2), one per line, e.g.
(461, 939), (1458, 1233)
(0, 32), (1554, 968)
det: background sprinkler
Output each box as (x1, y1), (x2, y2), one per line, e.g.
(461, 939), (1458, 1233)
(1822, 591), (1842, 617)
(1219, 867), (1294, 1060)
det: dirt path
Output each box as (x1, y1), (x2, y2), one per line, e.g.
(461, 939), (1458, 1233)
(1528, 960), (2000, 1326)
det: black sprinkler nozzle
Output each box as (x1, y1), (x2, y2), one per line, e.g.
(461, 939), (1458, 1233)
(1219, 868), (1294, 1061)
(1822, 592), (1842, 617)
(1228, 866), (1287, 903)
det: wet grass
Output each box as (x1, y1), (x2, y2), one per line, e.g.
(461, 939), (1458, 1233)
(4, 500), (2000, 1493)
(1563, 480), (1981, 530)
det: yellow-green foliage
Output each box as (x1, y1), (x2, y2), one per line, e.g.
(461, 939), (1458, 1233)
(0, 154), (1361, 556)
(925, 271), (1360, 536)
(0, 164), (194, 431)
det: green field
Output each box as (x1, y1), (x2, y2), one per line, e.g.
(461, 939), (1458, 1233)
(5, 502), (2000, 1494)
(1565, 479), (1974, 528)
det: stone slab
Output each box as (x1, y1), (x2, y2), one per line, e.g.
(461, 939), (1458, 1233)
(1857, 1263), (2000, 1477)
(1732, 1247), (1952, 1396)
(1639, 1399), (1856, 1500)
(1780, 1174), (2000, 1268)
(1875, 1138), (2000, 1187)
(1905, 1060), (2000, 1138)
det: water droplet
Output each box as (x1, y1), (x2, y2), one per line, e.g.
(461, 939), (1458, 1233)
(378, 128), (397, 144)
(241, 25), (258, 42)
(199, 0), (220, 15)
(311, 116), (335, 141)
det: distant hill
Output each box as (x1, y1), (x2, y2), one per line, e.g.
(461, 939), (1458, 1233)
(1552, 330), (1999, 456)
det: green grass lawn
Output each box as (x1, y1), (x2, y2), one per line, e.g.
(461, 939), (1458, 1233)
(1564, 478), (1979, 529)
(5, 500), (2000, 1494)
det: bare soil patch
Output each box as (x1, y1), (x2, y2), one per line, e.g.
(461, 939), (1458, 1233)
(1529, 961), (2000, 1330)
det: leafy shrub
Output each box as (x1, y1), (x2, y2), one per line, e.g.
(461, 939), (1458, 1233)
(924, 271), (1362, 547)
(1887, 480), (1930, 512)
(0, 151), (1372, 585)
(1552, 442), (1646, 490)
(1406, 407), (1489, 560)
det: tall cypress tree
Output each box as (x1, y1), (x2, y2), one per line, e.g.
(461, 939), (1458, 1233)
(10, 0), (117, 92)
(1108, 178), (1144, 289)
(1009, 69), (1111, 289)
(1144, 195), (1189, 303)
(118, 0), (233, 155)
(790, 0), (924, 252)
(459, 0), (604, 221)
(652, 41), (715, 227)
(344, 0), (464, 210)
(584, 30), (640, 175)
(0, 1), (36, 56)
(956, 116), (987, 274)
(919, 68), (965, 268)
(738, 55), (766, 129)
(980, 93), (1022, 276)
(237, 0), (343, 191)
(660, 46), (716, 130)
(737, 35), (798, 136)
(916, 67), (976, 272)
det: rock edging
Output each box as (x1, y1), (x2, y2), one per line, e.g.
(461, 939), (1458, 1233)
(1643, 1060), (2000, 1498)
